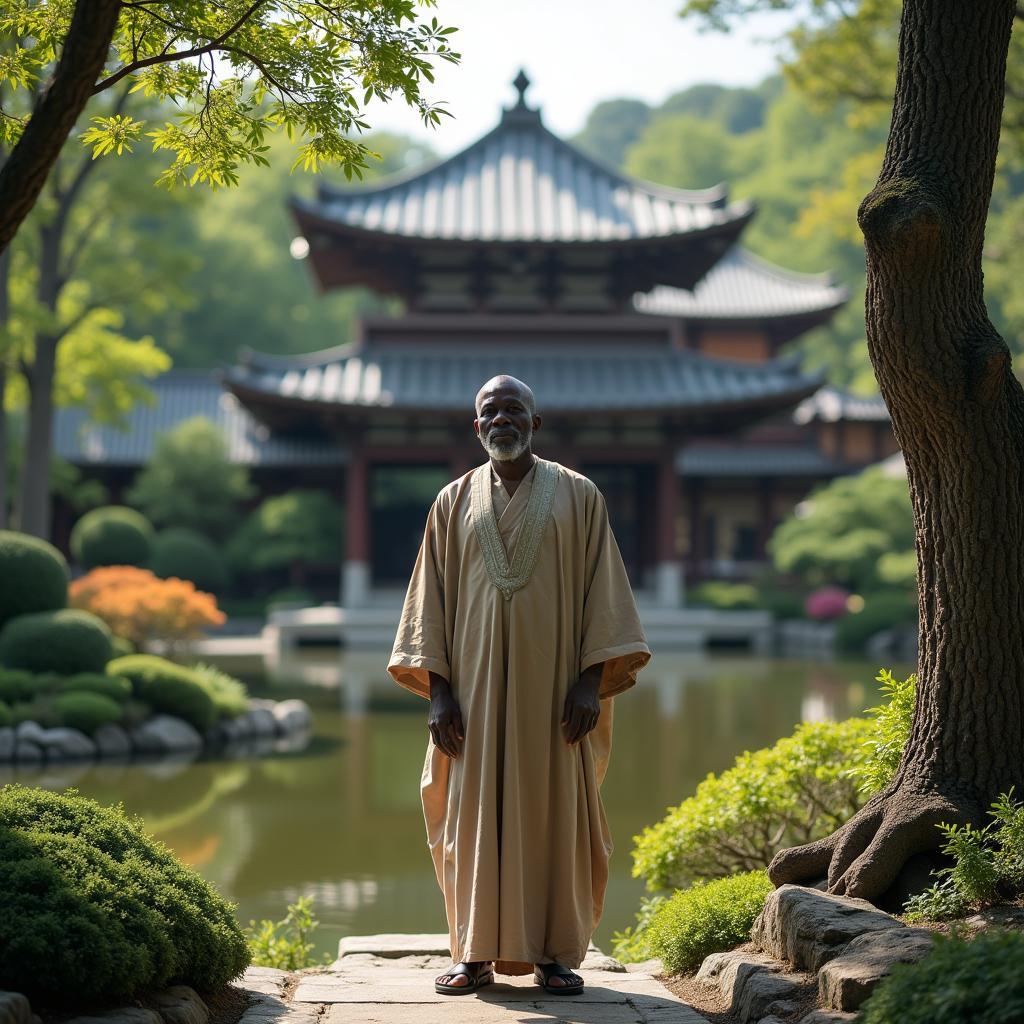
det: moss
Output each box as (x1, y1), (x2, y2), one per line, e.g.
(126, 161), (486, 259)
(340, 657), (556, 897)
(0, 531), (68, 628)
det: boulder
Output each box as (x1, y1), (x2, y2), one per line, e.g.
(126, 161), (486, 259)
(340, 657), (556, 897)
(797, 1013), (858, 1024)
(272, 699), (311, 734)
(15, 721), (47, 745)
(63, 1010), (162, 1024)
(146, 986), (208, 1024)
(818, 927), (935, 1011)
(94, 723), (132, 757)
(131, 715), (202, 754)
(696, 950), (807, 1023)
(0, 991), (31, 1024)
(247, 707), (278, 738)
(41, 727), (96, 760)
(752, 885), (904, 971)
(14, 740), (42, 763)
(0, 727), (14, 761)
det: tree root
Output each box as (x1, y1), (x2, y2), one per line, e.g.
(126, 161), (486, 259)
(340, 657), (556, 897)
(768, 784), (982, 901)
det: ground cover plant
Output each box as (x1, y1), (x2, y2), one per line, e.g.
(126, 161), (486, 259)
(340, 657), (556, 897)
(245, 896), (332, 970)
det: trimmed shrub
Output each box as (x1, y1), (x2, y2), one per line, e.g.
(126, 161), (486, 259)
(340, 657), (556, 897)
(688, 581), (759, 611)
(804, 585), (850, 621)
(190, 662), (249, 720)
(0, 785), (250, 1004)
(861, 930), (1024, 1024)
(836, 589), (917, 653)
(61, 673), (133, 703)
(9, 696), (58, 727)
(53, 692), (124, 735)
(643, 871), (773, 974)
(0, 700), (11, 727)
(0, 610), (113, 675)
(0, 530), (68, 628)
(107, 654), (217, 732)
(70, 506), (155, 569)
(150, 527), (230, 594)
(110, 634), (135, 658)
(0, 668), (44, 704)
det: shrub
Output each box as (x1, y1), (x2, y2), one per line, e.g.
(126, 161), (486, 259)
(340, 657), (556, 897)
(804, 585), (850, 621)
(688, 581), (759, 611)
(0, 668), (44, 704)
(835, 589), (917, 653)
(190, 662), (249, 720)
(108, 654), (217, 732)
(9, 696), (58, 727)
(860, 931), (1024, 1024)
(266, 587), (315, 609)
(150, 528), (230, 594)
(0, 610), (113, 675)
(229, 490), (342, 573)
(0, 700), (11, 727)
(0, 786), (249, 1004)
(245, 896), (332, 970)
(70, 506), (154, 569)
(632, 718), (872, 890)
(53, 692), (124, 735)
(61, 673), (133, 703)
(642, 871), (773, 974)
(0, 531), (68, 628)
(756, 587), (805, 621)
(850, 670), (916, 796)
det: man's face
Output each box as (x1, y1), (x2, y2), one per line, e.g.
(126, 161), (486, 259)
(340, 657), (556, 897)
(474, 386), (539, 461)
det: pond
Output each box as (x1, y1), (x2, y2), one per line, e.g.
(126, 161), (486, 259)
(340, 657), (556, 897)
(3, 650), (907, 960)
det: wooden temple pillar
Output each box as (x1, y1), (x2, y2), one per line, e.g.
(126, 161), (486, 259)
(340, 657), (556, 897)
(342, 450), (371, 608)
(654, 452), (684, 608)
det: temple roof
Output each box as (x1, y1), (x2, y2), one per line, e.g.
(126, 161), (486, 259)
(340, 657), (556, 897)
(794, 386), (890, 423)
(678, 443), (845, 477)
(634, 247), (848, 321)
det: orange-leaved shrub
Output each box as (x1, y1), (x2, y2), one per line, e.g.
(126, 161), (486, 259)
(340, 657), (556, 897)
(69, 566), (225, 653)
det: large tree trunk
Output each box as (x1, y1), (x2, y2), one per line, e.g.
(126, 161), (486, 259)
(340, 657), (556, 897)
(770, 0), (1022, 902)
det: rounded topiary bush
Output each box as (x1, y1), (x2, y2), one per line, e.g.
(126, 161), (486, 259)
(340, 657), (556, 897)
(70, 506), (155, 570)
(0, 610), (113, 674)
(54, 692), (123, 735)
(0, 531), (68, 628)
(861, 930), (1024, 1024)
(150, 528), (229, 594)
(0, 700), (11, 728)
(61, 673), (132, 702)
(0, 668), (43, 704)
(107, 654), (217, 732)
(0, 785), (250, 1005)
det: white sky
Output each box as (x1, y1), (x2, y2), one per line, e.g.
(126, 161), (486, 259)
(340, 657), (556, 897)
(363, 0), (792, 155)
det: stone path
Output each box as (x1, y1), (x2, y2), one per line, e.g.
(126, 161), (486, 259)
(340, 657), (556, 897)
(240, 934), (711, 1024)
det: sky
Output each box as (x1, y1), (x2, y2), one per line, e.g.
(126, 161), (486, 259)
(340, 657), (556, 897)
(363, 0), (793, 156)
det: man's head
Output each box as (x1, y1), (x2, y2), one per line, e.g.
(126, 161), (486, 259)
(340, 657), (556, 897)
(473, 375), (541, 462)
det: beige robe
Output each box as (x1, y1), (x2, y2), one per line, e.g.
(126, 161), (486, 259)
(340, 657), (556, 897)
(387, 457), (650, 976)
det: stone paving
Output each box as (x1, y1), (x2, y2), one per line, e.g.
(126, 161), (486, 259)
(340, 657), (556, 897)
(239, 934), (711, 1024)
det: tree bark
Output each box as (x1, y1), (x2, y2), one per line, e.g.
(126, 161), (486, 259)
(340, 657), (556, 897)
(0, 0), (121, 256)
(771, 0), (1022, 902)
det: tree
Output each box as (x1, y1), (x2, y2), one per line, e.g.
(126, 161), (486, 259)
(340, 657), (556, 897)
(0, 0), (459, 254)
(573, 99), (652, 167)
(768, 0), (1023, 901)
(625, 114), (735, 191)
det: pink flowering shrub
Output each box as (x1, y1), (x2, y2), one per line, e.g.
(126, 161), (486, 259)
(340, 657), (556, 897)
(804, 586), (850, 622)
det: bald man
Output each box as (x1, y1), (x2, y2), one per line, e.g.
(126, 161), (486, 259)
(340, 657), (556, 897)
(388, 376), (650, 996)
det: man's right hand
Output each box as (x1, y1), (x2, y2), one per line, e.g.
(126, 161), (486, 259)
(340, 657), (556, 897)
(428, 674), (464, 759)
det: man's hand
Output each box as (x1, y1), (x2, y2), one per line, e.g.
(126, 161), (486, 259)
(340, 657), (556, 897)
(428, 673), (464, 758)
(561, 666), (603, 745)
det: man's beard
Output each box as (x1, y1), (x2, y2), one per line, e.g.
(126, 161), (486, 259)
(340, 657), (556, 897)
(479, 424), (532, 461)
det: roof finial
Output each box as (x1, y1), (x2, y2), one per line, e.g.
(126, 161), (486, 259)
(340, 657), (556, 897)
(512, 69), (530, 109)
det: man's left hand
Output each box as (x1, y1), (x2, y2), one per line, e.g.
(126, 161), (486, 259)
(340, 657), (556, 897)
(561, 671), (602, 745)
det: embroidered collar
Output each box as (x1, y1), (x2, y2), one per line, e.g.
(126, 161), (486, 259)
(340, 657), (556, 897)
(470, 458), (558, 600)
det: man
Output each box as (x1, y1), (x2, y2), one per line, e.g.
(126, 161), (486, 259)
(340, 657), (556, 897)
(387, 375), (650, 996)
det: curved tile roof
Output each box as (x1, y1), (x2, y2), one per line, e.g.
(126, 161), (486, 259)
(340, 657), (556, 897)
(793, 386), (890, 423)
(634, 247), (848, 320)
(678, 443), (845, 476)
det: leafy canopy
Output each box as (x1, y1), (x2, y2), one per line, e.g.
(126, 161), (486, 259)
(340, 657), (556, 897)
(0, 0), (459, 187)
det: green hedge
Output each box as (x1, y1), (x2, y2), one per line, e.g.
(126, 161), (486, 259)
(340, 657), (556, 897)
(61, 673), (132, 703)
(688, 581), (760, 611)
(0, 610), (113, 675)
(53, 692), (123, 735)
(70, 506), (154, 569)
(836, 590), (917, 653)
(0, 786), (249, 1004)
(107, 654), (217, 732)
(150, 527), (230, 594)
(0, 531), (68, 628)
(0, 668), (45, 704)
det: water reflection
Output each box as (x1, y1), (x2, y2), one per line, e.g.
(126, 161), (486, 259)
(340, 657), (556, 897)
(17, 651), (906, 958)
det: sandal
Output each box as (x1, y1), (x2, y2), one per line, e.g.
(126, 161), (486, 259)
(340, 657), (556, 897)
(434, 960), (494, 995)
(533, 961), (584, 996)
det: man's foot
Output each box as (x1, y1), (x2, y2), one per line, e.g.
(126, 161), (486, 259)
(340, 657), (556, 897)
(533, 961), (584, 995)
(434, 961), (494, 995)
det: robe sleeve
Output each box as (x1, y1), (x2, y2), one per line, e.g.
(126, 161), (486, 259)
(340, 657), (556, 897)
(387, 495), (450, 699)
(579, 484), (651, 699)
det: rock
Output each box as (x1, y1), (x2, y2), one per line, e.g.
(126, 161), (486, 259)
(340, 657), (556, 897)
(247, 707), (278, 738)
(63, 1010), (163, 1024)
(797, 1012), (859, 1024)
(227, 715), (253, 740)
(41, 727), (96, 760)
(0, 727), (14, 761)
(0, 991), (31, 1024)
(580, 951), (626, 972)
(696, 950), (807, 1023)
(752, 884), (904, 972)
(94, 723), (132, 757)
(272, 699), (311, 734)
(15, 721), (47, 744)
(338, 933), (450, 957)
(818, 927), (935, 1011)
(14, 741), (42, 763)
(965, 904), (1024, 931)
(146, 986), (209, 1024)
(131, 715), (202, 753)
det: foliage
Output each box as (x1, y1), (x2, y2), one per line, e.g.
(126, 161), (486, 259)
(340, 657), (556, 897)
(53, 691), (124, 736)
(0, 609), (112, 675)
(151, 527), (230, 593)
(60, 672), (132, 703)
(626, 113), (735, 190)
(266, 587), (316, 609)
(0, 530), (68, 627)
(127, 417), (254, 538)
(860, 930), (1024, 1024)
(69, 565), (225, 653)
(804, 585), (850, 622)
(850, 670), (916, 796)
(835, 590), (917, 654)
(107, 654), (217, 733)
(0, 701), (10, 727)
(228, 490), (343, 572)
(245, 896), (332, 970)
(632, 718), (872, 891)
(640, 871), (773, 974)
(190, 663), (249, 721)
(70, 506), (154, 569)
(611, 895), (667, 963)
(0, 785), (249, 1004)
(573, 98), (654, 167)
(0, 668), (44, 704)
(769, 467), (915, 592)
(687, 581), (759, 611)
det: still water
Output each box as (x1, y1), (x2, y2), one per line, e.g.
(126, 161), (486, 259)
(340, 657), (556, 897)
(1, 651), (905, 959)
